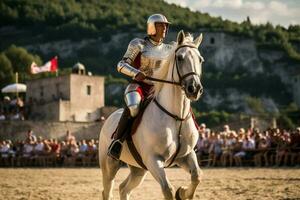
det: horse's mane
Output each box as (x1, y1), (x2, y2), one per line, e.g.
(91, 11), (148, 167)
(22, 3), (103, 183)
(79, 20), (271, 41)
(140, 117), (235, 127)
(152, 32), (194, 97)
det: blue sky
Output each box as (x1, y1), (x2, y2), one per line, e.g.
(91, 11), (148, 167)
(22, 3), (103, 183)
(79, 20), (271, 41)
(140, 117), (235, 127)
(164, 0), (300, 27)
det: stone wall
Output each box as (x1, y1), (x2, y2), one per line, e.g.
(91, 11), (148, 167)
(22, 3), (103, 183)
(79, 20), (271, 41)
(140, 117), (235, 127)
(0, 120), (104, 141)
(26, 74), (105, 122)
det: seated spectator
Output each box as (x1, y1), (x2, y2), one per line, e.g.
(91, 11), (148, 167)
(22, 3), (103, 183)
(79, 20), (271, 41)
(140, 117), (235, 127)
(221, 131), (237, 167)
(198, 123), (207, 134)
(34, 137), (45, 155)
(196, 132), (210, 165)
(0, 111), (5, 120)
(84, 139), (98, 166)
(0, 140), (10, 158)
(49, 139), (60, 155)
(47, 139), (60, 166)
(0, 140), (11, 166)
(33, 137), (45, 166)
(78, 140), (88, 158)
(59, 141), (68, 165)
(264, 130), (277, 166)
(276, 132), (291, 166)
(20, 139), (35, 166)
(78, 140), (88, 166)
(254, 136), (269, 167)
(221, 124), (231, 135)
(11, 111), (21, 120)
(234, 135), (255, 166)
(2, 96), (10, 117)
(286, 130), (299, 166)
(64, 139), (79, 166)
(207, 132), (223, 167)
(210, 133), (224, 166)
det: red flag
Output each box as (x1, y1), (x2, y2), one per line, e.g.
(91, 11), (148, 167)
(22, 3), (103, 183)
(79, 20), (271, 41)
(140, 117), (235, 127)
(31, 56), (58, 74)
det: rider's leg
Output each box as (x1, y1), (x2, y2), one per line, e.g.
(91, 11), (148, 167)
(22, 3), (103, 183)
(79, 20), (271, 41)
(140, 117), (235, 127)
(108, 84), (142, 160)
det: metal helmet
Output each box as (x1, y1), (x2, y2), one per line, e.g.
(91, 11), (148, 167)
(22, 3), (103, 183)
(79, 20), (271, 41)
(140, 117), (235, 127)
(147, 14), (170, 36)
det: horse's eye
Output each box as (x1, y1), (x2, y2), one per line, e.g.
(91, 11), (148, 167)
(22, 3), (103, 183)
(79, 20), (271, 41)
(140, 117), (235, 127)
(177, 55), (184, 61)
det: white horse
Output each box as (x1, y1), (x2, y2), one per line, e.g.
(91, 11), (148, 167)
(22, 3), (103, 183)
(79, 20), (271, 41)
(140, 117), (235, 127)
(99, 30), (204, 200)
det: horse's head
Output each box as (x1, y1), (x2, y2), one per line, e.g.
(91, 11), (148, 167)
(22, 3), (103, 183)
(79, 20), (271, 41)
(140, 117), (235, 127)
(175, 30), (204, 101)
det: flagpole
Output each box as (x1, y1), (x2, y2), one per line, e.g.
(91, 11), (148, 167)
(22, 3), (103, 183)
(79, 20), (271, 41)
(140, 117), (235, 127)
(55, 55), (58, 77)
(16, 72), (19, 98)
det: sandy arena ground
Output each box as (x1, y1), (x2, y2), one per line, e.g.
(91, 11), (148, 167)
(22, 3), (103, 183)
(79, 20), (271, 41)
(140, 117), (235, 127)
(0, 168), (299, 200)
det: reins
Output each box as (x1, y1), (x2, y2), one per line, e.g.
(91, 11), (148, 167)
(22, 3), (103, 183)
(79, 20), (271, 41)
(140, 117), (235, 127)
(145, 76), (181, 86)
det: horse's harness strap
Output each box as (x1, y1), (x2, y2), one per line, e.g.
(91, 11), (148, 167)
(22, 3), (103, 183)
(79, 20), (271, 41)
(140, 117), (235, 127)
(179, 72), (199, 82)
(153, 98), (190, 168)
(126, 135), (148, 170)
(175, 44), (197, 53)
(153, 98), (191, 121)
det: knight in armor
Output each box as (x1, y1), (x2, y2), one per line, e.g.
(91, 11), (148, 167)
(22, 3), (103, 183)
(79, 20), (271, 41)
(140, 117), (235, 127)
(108, 14), (176, 160)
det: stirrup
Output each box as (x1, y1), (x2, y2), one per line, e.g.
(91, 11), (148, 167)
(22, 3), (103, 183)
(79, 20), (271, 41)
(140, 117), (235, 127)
(107, 139), (123, 160)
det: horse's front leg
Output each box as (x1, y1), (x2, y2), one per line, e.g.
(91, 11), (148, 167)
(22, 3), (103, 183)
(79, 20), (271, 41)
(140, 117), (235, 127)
(146, 157), (175, 200)
(175, 150), (203, 200)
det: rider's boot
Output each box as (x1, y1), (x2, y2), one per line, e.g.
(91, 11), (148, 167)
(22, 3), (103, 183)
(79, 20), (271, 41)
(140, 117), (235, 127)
(107, 107), (132, 160)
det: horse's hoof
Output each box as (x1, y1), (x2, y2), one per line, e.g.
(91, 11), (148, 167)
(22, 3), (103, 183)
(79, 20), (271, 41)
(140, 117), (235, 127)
(175, 187), (182, 200)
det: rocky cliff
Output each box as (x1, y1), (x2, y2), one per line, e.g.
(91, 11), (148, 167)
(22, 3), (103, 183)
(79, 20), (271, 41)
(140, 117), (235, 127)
(22, 30), (299, 114)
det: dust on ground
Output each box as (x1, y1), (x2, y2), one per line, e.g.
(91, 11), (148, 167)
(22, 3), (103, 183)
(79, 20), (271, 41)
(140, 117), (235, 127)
(0, 168), (299, 200)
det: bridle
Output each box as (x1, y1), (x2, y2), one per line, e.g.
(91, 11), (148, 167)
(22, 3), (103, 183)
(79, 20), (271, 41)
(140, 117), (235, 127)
(146, 43), (202, 121)
(145, 44), (201, 88)
(147, 44), (202, 168)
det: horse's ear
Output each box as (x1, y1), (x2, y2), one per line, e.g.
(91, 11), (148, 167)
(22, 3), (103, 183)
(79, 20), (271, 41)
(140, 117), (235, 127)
(177, 30), (185, 45)
(194, 33), (203, 48)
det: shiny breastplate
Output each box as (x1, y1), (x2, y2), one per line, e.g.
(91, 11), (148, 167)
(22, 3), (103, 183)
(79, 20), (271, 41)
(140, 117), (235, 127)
(140, 39), (175, 77)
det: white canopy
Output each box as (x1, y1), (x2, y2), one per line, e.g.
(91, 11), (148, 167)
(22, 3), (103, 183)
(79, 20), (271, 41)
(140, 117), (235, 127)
(1, 83), (27, 93)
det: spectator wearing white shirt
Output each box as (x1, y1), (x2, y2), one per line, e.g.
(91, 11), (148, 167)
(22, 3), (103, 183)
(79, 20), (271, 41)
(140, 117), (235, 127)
(0, 140), (11, 166)
(19, 139), (35, 166)
(34, 137), (45, 166)
(0, 140), (10, 158)
(234, 135), (255, 166)
(221, 131), (237, 167)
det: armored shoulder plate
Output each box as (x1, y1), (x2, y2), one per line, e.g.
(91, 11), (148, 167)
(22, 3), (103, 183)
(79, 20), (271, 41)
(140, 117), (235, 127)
(123, 38), (145, 64)
(117, 38), (145, 78)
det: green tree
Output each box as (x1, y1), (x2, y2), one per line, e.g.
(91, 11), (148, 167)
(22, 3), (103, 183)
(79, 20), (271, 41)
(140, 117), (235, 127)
(0, 53), (14, 88)
(3, 45), (42, 83)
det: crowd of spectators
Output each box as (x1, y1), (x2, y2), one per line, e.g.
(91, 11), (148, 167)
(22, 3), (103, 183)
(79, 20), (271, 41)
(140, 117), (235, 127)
(0, 96), (25, 121)
(196, 124), (300, 167)
(0, 130), (98, 167)
(1, 125), (300, 168)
